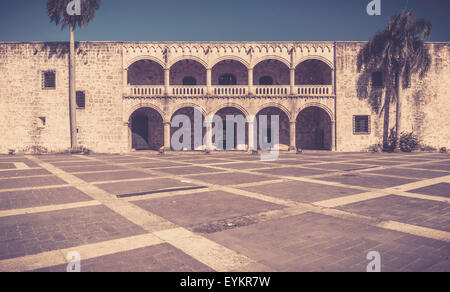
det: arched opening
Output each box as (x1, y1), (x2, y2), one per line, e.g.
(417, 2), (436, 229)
(214, 107), (248, 150)
(129, 107), (164, 150)
(170, 107), (206, 151)
(254, 59), (290, 85)
(212, 60), (248, 85)
(295, 59), (332, 85)
(256, 107), (290, 150)
(127, 60), (164, 85)
(183, 76), (197, 85)
(170, 59), (206, 85)
(296, 107), (332, 150)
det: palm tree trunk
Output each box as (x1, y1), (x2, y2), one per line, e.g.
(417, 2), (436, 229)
(69, 24), (77, 150)
(395, 71), (402, 148)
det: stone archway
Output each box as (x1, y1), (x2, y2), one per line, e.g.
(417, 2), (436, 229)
(296, 106), (332, 150)
(214, 107), (248, 150)
(170, 107), (206, 151)
(129, 107), (164, 150)
(256, 107), (290, 150)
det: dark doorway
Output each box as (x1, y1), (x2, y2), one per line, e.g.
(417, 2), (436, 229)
(130, 107), (164, 150)
(296, 107), (332, 150)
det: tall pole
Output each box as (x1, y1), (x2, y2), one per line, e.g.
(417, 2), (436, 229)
(69, 24), (77, 150)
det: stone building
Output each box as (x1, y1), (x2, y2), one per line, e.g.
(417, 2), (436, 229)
(0, 41), (449, 154)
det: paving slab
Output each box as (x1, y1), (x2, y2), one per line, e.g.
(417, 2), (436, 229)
(95, 178), (197, 196)
(206, 212), (449, 272)
(411, 163), (450, 172)
(239, 180), (364, 203)
(133, 191), (284, 229)
(337, 195), (450, 232)
(59, 164), (125, 173)
(0, 205), (146, 260)
(0, 169), (50, 178)
(156, 166), (225, 175)
(408, 183), (450, 198)
(74, 170), (154, 183)
(32, 243), (214, 272)
(365, 167), (450, 179)
(0, 176), (67, 190)
(0, 187), (93, 211)
(186, 172), (272, 186)
(317, 173), (418, 188)
(253, 167), (334, 177)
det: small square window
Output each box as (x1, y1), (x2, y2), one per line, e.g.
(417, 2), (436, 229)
(354, 116), (370, 134)
(76, 91), (86, 109)
(371, 71), (383, 87)
(42, 71), (56, 89)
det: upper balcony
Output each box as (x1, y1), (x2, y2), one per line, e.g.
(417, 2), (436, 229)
(123, 54), (335, 98)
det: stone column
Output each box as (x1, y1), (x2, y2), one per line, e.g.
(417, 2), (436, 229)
(164, 122), (171, 150)
(331, 120), (336, 151)
(206, 68), (212, 95)
(290, 68), (295, 95)
(164, 68), (170, 96)
(248, 68), (253, 95)
(289, 121), (296, 151)
(247, 119), (256, 151)
(205, 120), (213, 150)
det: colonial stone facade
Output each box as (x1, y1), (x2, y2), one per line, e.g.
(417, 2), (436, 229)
(0, 41), (449, 154)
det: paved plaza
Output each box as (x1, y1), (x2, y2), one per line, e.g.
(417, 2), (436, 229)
(0, 151), (449, 272)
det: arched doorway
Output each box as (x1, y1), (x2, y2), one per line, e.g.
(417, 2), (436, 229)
(256, 107), (290, 150)
(214, 107), (248, 150)
(170, 107), (206, 151)
(296, 107), (332, 150)
(129, 107), (164, 150)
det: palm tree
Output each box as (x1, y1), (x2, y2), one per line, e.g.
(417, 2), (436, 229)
(357, 9), (432, 149)
(47, 0), (101, 150)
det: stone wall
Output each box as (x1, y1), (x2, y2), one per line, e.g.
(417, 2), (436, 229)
(1, 41), (448, 154)
(335, 42), (450, 152)
(0, 42), (124, 154)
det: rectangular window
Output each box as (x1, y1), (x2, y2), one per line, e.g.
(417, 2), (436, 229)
(76, 91), (86, 109)
(42, 71), (56, 89)
(354, 115), (370, 134)
(371, 71), (383, 87)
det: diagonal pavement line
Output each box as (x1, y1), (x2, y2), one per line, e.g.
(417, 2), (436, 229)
(81, 154), (450, 245)
(26, 155), (267, 272)
(376, 221), (450, 243)
(0, 184), (71, 193)
(154, 227), (273, 272)
(0, 233), (164, 272)
(13, 162), (30, 170)
(0, 200), (102, 218)
(0, 167), (41, 173)
(312, 175), (450, 208)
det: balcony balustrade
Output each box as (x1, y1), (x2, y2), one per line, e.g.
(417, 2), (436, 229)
(126, 85), (334, 97)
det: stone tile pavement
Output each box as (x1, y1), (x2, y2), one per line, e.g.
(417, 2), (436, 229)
(0, 151), (449, 272)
